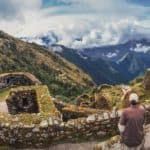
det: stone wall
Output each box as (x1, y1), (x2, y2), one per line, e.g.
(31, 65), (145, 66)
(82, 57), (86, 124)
(53, 99), (105, 121)
(0, 104), (150, 148)
(0, 71), (150, 148)
(0, 72), (41, 89)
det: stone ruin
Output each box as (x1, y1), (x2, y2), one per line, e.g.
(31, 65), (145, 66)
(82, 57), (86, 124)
(0, 72), (42, 115)
(0, 72), (41, 89)
(0, 72), (150, 148)
(76, 84), (117, 110)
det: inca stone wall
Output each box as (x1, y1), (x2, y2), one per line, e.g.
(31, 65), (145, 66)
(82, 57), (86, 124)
(0, 104), (150, 148)
(0, 110), (118, 148)
(53, 99), (105, 121)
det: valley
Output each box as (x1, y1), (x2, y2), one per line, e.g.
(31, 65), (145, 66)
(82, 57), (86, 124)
(50, 39), (150, 85)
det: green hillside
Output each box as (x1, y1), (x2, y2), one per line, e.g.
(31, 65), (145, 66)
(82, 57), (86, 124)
(0, 31), (94, 101)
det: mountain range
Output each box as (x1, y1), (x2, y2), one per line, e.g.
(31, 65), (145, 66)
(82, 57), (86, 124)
(49, 39), (150, 85)
(20, 33), (150, 85)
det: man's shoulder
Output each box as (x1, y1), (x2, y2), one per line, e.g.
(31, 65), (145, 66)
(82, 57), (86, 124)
(122, 107), (131, 113)
(139, 105), (145, 110)
(122, 107), (136, 114)
(121, 105), (145, 115)
(139, 105), (146, 113)
(121, 108), (130, 116)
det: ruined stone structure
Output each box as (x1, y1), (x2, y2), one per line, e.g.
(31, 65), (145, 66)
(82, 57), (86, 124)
(0, 73), (61, 147)
(94, 94), (110, 109)
(53, 99), (105, 121)
(0, 72), (150, 148)
(77, 84), (121, 110)
(0, 72), (41, 89)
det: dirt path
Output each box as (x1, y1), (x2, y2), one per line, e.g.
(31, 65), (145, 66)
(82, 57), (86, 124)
(22, 125), (150, 150)
(17, 141), (98, 150)
(49, 141), (98, 150)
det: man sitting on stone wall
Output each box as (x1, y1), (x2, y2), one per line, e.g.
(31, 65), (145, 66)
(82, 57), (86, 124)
(118, 93), (145, 150)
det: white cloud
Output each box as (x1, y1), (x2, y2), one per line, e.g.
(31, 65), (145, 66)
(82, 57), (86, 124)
(106, 52), (117, 58)
(50, 45), (63, 52)
(130, 43), (150, 53)
(0, 0), (150, 49)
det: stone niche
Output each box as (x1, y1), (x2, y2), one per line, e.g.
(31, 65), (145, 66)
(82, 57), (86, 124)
(6, 90), (39, 115)
(0, 72), (41, 89)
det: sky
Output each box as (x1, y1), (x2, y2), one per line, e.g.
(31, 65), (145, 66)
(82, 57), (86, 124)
(0, 0), (150, 48)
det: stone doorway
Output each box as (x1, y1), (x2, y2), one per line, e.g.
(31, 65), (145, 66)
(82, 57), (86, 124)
(6, 90), (39, 115)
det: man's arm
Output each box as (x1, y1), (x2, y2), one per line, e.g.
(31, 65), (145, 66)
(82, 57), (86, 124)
(118, 111), (126, 133)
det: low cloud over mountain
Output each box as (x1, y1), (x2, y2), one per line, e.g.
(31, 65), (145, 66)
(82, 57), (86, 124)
(0, 0), (150, 49)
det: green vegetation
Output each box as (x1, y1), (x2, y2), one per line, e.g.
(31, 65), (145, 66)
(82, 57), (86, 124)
(0, 31), (94, 102)
(129, 76), (144, 86)
(77, 85), (123, 110)
(78, 65), (150, 110)
(131, 82), (150, 104)
(99, 86), (123, 108)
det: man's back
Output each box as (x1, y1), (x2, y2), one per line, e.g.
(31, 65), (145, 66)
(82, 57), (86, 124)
(120, 105), (145, 147)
